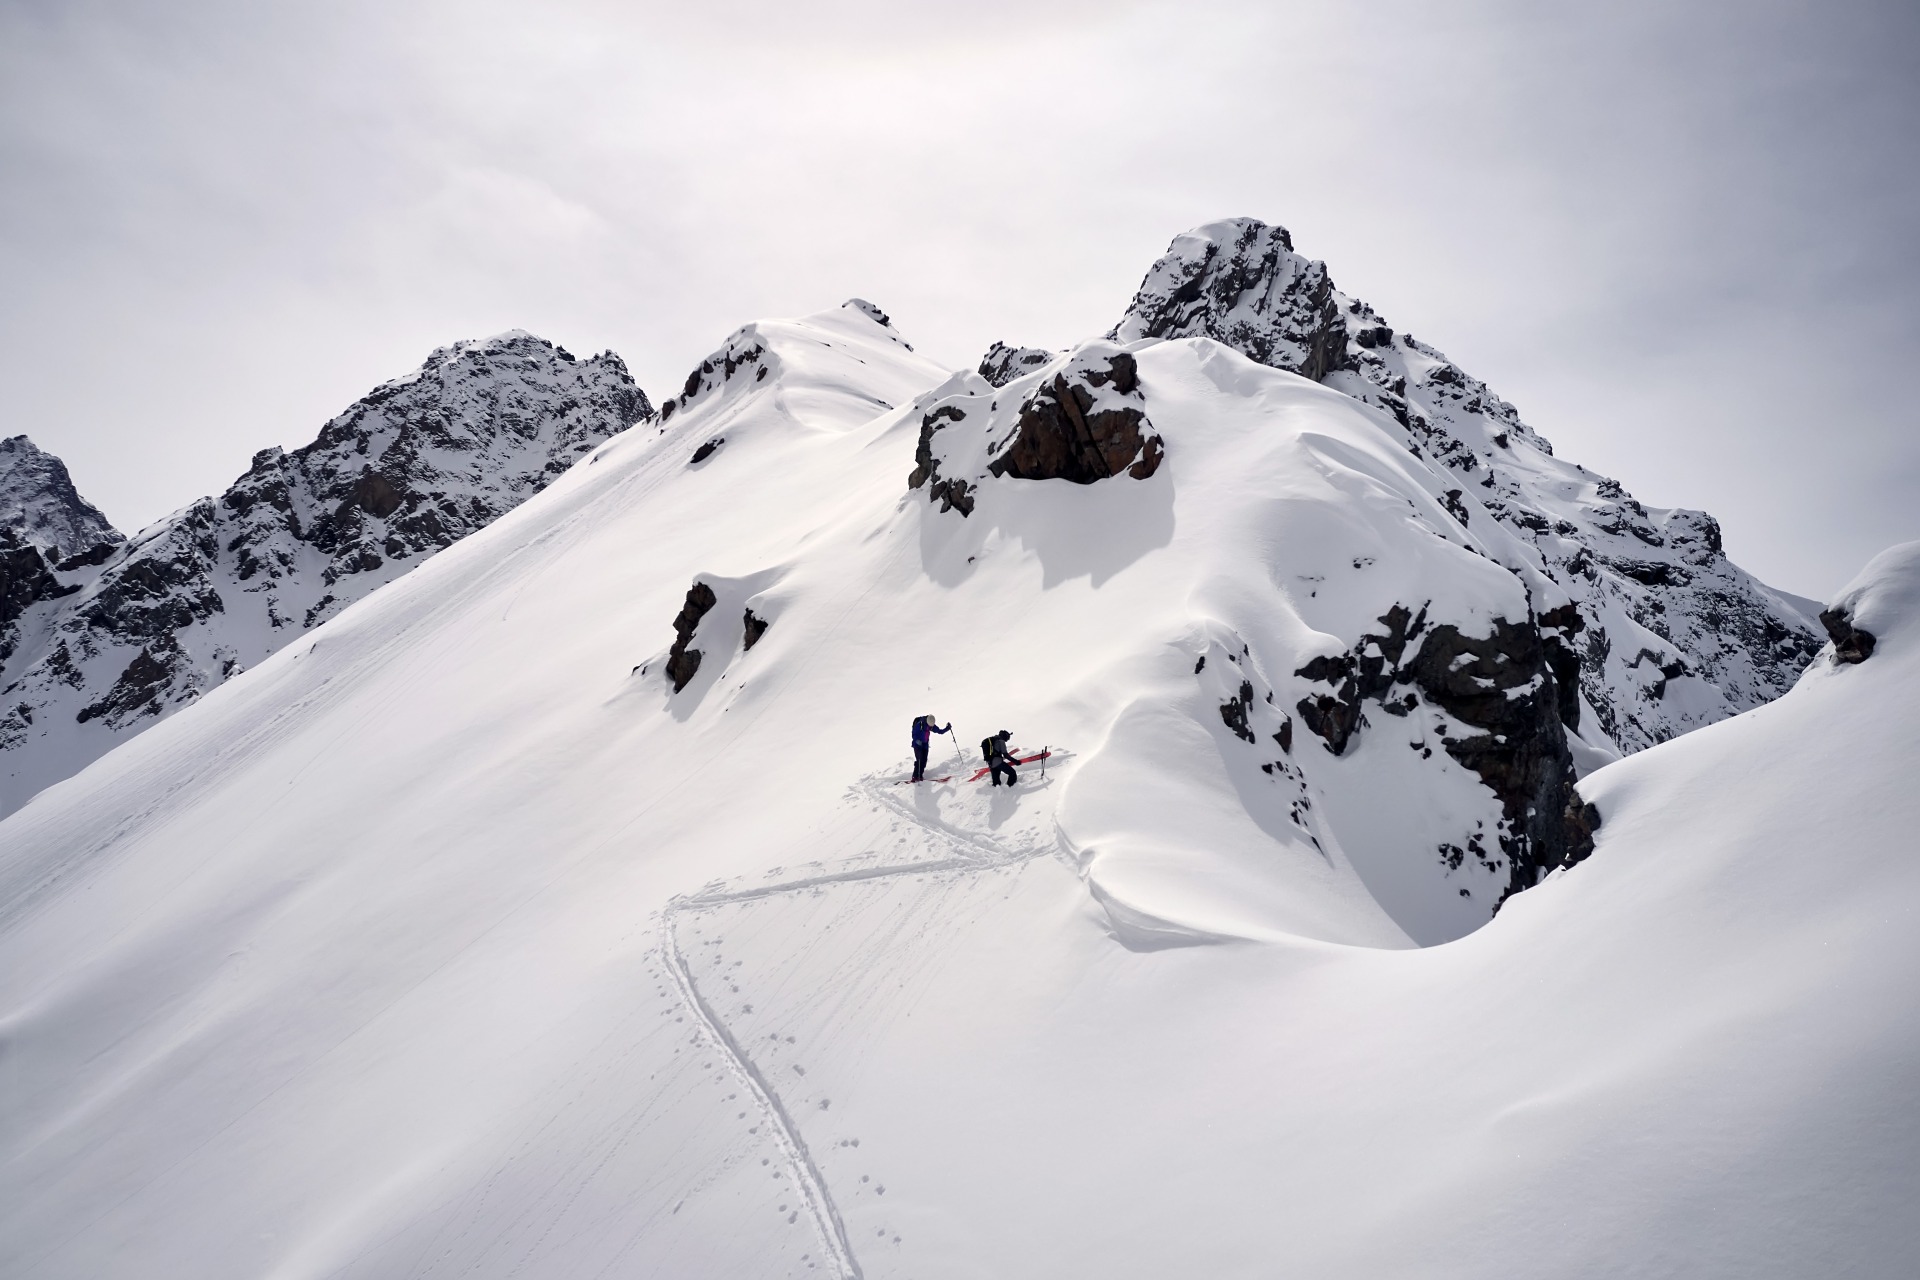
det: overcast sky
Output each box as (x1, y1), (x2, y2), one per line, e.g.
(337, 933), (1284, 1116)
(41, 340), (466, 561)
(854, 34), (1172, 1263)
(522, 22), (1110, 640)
(2, 0), (1914, 597)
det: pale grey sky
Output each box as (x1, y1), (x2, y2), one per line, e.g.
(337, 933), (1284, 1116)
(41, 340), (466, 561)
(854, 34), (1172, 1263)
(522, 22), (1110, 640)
(2, 0), (1914, 597)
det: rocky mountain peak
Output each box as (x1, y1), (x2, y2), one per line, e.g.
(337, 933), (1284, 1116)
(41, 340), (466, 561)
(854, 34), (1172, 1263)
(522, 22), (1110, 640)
(0, 435), (122, 562)
(1112, 219), (1824, 755)
(0, 333), (651, 816)
(1109, 218), (1347, 381)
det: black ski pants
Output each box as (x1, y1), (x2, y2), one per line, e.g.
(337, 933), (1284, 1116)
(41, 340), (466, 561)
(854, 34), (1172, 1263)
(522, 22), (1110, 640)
(912, 742), (929, 781)
(989, 758), (1018, 787)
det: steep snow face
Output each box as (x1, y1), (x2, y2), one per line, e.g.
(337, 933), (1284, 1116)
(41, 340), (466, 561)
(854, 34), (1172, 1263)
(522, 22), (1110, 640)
(1113, 218), (1824, 753)
(0, 294), (1911, 1279)
(0, 436), (122, 560)
(0, 331), (649, 815)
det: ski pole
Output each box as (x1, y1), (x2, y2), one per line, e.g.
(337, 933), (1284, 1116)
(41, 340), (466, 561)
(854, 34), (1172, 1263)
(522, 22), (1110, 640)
(1042, 745), (1047, 781)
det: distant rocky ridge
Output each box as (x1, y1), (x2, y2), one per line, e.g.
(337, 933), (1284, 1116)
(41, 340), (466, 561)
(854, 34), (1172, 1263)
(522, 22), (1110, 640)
(1107, 218), (1822, 753)
(0, 331), (649, 814)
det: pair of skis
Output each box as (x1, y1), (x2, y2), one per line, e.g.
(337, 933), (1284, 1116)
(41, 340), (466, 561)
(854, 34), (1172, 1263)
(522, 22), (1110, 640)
(896, 749), (1051, 785)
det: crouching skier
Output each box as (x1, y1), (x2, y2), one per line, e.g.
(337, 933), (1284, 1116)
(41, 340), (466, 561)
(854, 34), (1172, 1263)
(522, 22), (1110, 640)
(911, 713), (952, 782)
(983, 729), (1018, 787)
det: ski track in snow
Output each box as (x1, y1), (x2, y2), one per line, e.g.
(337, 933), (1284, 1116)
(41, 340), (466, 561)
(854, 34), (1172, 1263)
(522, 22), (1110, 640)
(658, 765), (1061, 1279)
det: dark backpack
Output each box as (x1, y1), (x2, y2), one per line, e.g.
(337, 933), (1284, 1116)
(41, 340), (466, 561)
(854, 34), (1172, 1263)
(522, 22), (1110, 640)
(981, 736), (997, 761)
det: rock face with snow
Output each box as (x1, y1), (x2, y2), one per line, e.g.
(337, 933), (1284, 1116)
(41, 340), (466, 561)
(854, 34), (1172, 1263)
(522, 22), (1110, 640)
(910, 342), (1163, 516)
(0, 332), (649, 814)
(0, 438), (124, 670)
(1112, 219), (1823, 754)
(976, 341), (1057, 388)
(0, 435), (122, 561)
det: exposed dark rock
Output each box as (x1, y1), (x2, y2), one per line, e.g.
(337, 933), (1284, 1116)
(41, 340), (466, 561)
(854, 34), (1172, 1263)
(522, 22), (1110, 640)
(1220, 680), (1256, 743)
(1295, 692), (1362, 757)
(1563, 796), (1602, 866)
(0, 530), (80, 662)
(667, 338), (766, 420)
(1819, 606), (1877, 665)
(76, 641), (179, 727)
(977, 342), (1056, 388)
(1109, 218), (1348, 382)
(690, 438), (725, 466)
(1538, 602), (1586, 730)
(55, 541), (120, 571)
(987, 353), (1162, 485)
(349, 470), (405, 520)
(1293, 601), (1591, 903)
(666, 582), (717, 692)
(742, 607), (769, 651)
(0, 435), (123, 561)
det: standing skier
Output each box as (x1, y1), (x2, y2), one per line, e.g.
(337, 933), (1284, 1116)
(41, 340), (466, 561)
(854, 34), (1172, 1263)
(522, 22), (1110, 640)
(910, 713), (952, 782)
(982, 729), (1018, 788)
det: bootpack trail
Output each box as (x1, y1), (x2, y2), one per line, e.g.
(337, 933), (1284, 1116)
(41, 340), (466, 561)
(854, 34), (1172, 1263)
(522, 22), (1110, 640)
(657, 754), (1068, 1279)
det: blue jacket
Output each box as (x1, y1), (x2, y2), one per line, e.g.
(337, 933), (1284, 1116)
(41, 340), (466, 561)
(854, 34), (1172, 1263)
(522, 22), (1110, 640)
(912, 716), (951, 748)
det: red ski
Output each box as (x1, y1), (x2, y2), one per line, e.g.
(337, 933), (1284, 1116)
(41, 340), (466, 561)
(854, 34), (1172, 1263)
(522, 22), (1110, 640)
(967, 750), (1051, 782)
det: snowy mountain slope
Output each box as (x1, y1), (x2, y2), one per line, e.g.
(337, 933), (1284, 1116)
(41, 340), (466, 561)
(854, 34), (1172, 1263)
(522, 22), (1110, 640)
(0, 332), (649, 816)
(1112, 219), (1825, 754)
(6, 297), (1901, 1280)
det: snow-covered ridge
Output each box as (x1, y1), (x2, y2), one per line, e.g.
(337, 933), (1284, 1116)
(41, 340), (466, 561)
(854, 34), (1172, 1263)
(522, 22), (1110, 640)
(1111, 218), (1824, 753)
(0, 331), (649, 815)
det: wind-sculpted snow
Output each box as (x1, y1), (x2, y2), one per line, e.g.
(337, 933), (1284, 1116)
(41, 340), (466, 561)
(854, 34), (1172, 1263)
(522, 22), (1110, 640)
(1115, 218), (1824, 754)
(2, 298), (1909, 1278)
(0, 331), (649, 815)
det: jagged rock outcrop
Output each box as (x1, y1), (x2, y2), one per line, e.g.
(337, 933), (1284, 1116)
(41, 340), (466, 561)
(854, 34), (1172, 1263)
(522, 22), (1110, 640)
(977, 342), (1056, 388)
(0, 331), (650, 815)
(909, 342), (1163, 514)
(988, 350), (1161, 484)
(1292, 601), (1596, 903)
(1113, 218), (1823, 755)
(1818, 605), (1876, 664)
(665, 581), (718, 692)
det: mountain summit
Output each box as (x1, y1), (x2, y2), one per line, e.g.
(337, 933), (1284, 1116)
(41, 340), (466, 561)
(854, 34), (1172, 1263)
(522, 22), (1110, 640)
(0, 332), (649, 814)
(0, 436), (122, 562)
(1111, 218), (1823, 753)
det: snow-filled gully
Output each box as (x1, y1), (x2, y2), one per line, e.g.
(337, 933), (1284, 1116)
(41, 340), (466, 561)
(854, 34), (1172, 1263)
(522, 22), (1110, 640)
(658, 770), (1060, 1279)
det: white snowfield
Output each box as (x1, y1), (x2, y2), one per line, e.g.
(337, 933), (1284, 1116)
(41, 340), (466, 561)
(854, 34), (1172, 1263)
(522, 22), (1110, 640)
(0, 303), (1913, 1278)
